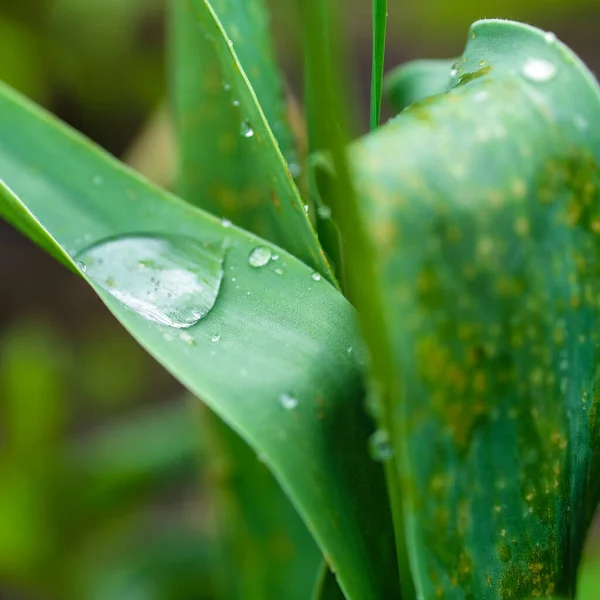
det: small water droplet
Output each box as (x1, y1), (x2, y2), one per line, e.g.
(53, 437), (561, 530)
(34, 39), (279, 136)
(241, 120), (254, 138)
(179, 331), (195, 345)
(232, 99), (240, 107)
(303, 204), (309, 213)
(279, 393), (298, 410)
(222, 81), (231, 91)
(544, 31), (557, 44)
(274, 267), (285, 275)
(272, 254), (279, 261)
(478, 59), (487, 67)
(248, 246), (272, 267)
(522, 57), (557, 83)
(317, 205), (332, 219)
(227, 39), (233, 47)
(450, 61), (461, 77)
(369, 429), (393, 462)
(163, 332), (175, 342)
(211, 333), (221, 343)
(76, 235), (224, 328)
(76, 260), (87, 273)
(221, 218), (232, 228)
(347, 346), (353, 354)
(288, 162), (302, 178)
(311, 272), (322, 282)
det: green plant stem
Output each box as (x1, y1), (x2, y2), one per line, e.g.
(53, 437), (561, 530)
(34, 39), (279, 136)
(299, 1), (413, 598)
(370, 0), (387, 130)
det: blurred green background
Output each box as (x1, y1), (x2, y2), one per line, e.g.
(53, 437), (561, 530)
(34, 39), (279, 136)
(0, 0), (598, 598)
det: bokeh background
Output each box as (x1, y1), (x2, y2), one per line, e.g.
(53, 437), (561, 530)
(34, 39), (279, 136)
(0, 1), (599, 598)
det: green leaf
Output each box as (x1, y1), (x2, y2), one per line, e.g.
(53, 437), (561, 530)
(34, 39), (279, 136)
(199, 409), (321, 600)
(348, 19), (600, 598)
(171, 0), (333, 283)
(312, 562), (347, 600)
(370, 0), (387, 130)
(0, 82), (395, 600)
(383, 58), (456, 113)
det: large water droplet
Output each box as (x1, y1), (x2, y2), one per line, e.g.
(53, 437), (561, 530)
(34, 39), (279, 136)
(369, 429), (393, 461)
(77, 235), (224, 328)
(521, 57), (557, 83)
(248, 246), (272, 267)
(241, 120), (254, 138)
(279, 393), (298, 410)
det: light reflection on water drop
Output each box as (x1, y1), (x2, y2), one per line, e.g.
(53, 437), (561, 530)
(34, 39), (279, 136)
(248, 246), (272, 267)
(76, 234), (225, 329)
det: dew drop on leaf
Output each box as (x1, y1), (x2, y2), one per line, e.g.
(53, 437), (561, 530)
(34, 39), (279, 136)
(179, 332), (196, 345)
(279, 393), (298, 410)
(248, 246), (272, 267)
(274, 267), (285, 276)
(75, 260), (87, 273)
(317, 205), (332, 220)
(288, 162), (302, 178)
(369, 429), (393, 462)
(521, 57), (557, 82)
(241, 120), (254, 138)
(311, 272), (322, 282)
(211, 333), (221, 343)
(76, 235), (224, 329)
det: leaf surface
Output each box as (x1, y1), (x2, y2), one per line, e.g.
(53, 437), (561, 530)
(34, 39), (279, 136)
(383, 58), (456, 113)
(171, 0), (333, 282)
(0, 82), (394, 600)
(349, 19), (600, 599)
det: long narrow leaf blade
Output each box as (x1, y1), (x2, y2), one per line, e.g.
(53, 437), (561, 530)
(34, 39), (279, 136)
(370, 0), (387, 130)
(200, 409), (320, 600)
(0, 82), (393, 600)
(173, 0), (334, 284)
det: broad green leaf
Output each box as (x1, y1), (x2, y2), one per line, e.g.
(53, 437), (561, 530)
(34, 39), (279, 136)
(312, 562), (347, 600)
(199, 409), (320, 600)
(348, 19), (600, 598)
(370, 0), (387, 130)
(0, 82), (395, 600)
(383, 59), (456, 113)
(171, 0), (333, 282)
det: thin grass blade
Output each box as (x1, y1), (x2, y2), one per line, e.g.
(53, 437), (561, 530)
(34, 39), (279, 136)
(370, 0), (387, 130)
